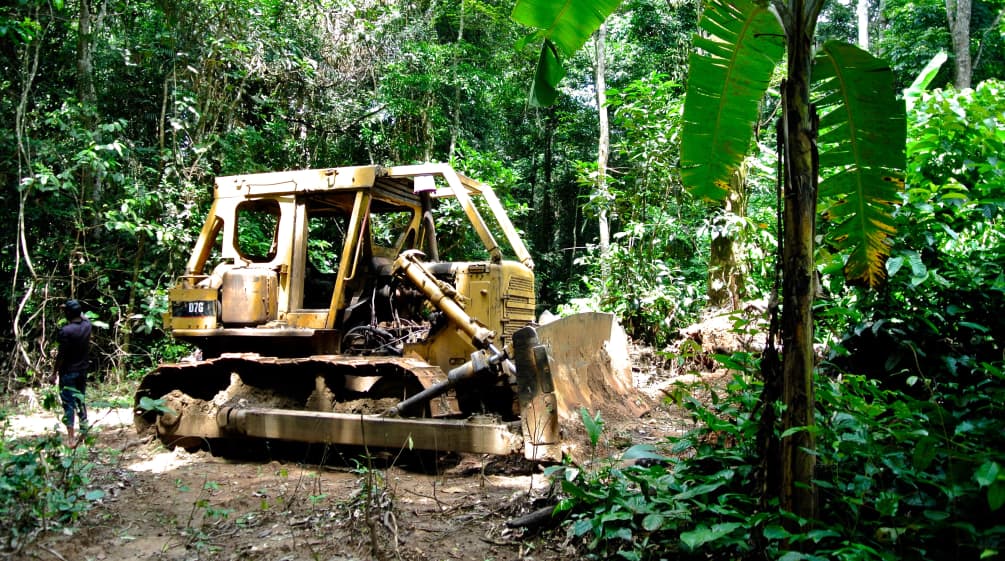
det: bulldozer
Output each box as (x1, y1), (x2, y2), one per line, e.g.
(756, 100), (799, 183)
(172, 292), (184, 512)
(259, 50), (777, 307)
(134, 163), (640, 462)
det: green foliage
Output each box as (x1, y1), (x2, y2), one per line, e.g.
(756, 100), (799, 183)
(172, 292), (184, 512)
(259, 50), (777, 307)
(137, 396), (176, 416)
(511, 0), (625, 106)
(577, 73), (706, 345)
(0, 423), (104, 553)
(679, 0), (784, 201)
(547, 375), (760, 560)
(814, 41), (907, 287)
(822, 79), (1004, 414)
(550, 362), (1005, 560)
(682, 1), (906, 289)
(878, 0), (1005, 90)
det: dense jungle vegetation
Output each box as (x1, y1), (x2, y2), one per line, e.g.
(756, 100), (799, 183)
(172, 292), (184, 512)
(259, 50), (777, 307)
(2, 0), (1005, 558)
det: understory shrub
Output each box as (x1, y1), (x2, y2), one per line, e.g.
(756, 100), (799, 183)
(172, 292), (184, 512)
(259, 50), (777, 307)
(0, 419), (104, 553)
(549, 359), (1005, 560)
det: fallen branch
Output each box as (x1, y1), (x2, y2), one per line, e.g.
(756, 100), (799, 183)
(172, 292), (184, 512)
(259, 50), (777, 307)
(505, 504), (565, 531)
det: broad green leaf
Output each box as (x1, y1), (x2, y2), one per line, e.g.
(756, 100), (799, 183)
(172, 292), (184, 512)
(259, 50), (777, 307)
(529, 40), (565, 106)
(912, 436), (938, 470)
(989, 481), (1005, 511)
(512, 0), (624, 107)
(553, 497), (576, 513)
(807, 528), (841, 542)
(975, 461), (1001, 487)
(763, 525), (790, 539)
(580, 407), (604, 447)
(512, 0), (623, 56)
(621, 444), (669, 463)
(904, 51), (948, 111)
(924, 510), (950, 521)
(572, 518), (594, 537)
(680, 0), (784, 201)
(814, 41), (906, 287)
(680, 522), (741, 550)
(642, 513), (665, 531)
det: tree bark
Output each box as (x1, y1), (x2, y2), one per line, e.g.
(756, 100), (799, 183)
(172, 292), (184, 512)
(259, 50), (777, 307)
(707, 166), (747, 310)
(946, 0), (973, 88)
(76, 0), (101, 206)
(772, 0), (822, 529)
(857, 0), (869, 49)
(595, 24), (611, 289)
(449, 0), (465, 159)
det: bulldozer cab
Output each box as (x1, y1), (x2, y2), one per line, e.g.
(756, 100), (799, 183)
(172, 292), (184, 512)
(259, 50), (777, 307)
(165, 164), (536, 361)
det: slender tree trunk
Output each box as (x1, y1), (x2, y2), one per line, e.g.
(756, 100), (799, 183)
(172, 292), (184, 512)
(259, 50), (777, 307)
(449, 0), (465, 158)
(777, 0), (820, 526)
(857, 0), (869, 49)
(12, 3), (45, 378)
(76, 0), (101, 207)
(595, 24), (611, 291)
(973, 9), (1003, 72)
(539, 108), (557, 288)
(946, 0), (973, 88)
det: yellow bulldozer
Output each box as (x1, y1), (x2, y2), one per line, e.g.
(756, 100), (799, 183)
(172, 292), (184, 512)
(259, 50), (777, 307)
(135, 163), (640, 462)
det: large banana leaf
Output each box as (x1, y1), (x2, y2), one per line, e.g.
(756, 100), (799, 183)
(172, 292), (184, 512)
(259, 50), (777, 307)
(680, 0), (784, 201)
(511, 0), (623, 106)
(814, 41), (906, 287)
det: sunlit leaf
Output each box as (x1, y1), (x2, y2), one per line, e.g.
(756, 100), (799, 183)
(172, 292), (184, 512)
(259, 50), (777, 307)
(680, 0), (784, 201)
(512, 0), (625, 107)
(814, 41), (906, 287)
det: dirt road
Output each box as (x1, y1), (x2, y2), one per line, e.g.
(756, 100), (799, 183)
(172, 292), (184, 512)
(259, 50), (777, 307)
(8, 399), (687, 561)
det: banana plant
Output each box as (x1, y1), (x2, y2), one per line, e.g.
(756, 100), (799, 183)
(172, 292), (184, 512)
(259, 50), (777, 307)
(681, 0), (905, 287)
(681, 0), (904, 526)
(512, 0), (907, 529)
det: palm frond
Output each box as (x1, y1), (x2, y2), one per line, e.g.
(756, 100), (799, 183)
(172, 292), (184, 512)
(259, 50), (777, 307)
(680, 0), (784, 201)
(814, 41), (906, 287)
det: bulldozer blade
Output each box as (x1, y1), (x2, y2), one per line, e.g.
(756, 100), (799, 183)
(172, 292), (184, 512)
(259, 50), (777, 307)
(218, 407), (523, 456)
(533, 312), (646, 422)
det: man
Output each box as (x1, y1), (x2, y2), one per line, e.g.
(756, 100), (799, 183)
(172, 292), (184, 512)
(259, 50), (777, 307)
(52, 299), (91, 445)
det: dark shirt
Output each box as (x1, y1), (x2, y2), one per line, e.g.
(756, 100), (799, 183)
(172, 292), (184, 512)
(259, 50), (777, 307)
(57, 317), (92, 374)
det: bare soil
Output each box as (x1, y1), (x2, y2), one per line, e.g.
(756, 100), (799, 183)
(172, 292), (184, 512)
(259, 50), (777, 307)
(6, 405), (681, 561)
(7, 315), (753, 561)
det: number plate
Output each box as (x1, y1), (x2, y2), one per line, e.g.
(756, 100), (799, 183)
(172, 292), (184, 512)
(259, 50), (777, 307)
(172, 300), (217, 318)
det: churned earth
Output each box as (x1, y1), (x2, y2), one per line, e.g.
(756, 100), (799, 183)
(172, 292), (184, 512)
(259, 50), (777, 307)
(7, 314), (752, 561)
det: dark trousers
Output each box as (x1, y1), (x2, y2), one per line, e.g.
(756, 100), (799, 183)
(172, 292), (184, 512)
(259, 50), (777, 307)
(59, 370), (88, 429)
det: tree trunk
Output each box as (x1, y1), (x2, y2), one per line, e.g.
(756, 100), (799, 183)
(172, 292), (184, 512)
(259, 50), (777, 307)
(595, 24), (611, 290)
(76, 0), (101, 207)
(857, 0), (869, 49)
(12, 3), (45, 378)
(946, 0), (973, 88)
(449, 0), (465, 158)
(772, 0), (821, 530)
(537, 108), (557, 260)
(707, 166), (747, 310)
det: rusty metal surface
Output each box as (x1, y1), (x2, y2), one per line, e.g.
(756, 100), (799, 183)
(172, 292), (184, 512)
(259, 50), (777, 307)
(220, 407), (523, 456)
(534, 312), (646, 421)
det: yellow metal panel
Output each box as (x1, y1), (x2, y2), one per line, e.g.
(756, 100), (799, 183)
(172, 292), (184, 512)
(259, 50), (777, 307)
(166, 287), (219, 330)
(285, 311), (329, 328)
(221, 269), (278, 324)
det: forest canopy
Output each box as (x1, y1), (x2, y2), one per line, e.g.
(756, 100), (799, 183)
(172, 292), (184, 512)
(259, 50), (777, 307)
(0, 0), (1000, 375)
(2, 0), (1005, 558)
